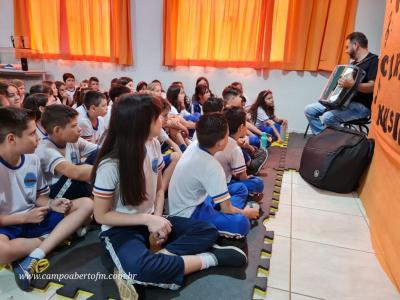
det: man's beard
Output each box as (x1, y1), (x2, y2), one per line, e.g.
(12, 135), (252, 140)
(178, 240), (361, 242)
(349, 48), (356, 60)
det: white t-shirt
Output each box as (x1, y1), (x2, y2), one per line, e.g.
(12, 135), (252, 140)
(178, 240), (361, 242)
(0, 154), (49, 215)
(93, 138), (165, 231)
(78, 113), (106, 144)
(35, 137), (98, 185)
(65, 88), (76, 102)
(168, 141), (230, 218)
(255, 107), (269, 127)
(169, 106), (179, 116)
(214, 137), (246, 183)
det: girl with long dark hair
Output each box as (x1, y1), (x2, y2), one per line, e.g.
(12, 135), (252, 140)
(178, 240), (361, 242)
(249, 90), (287, 142)
(91, 93), (243, 296)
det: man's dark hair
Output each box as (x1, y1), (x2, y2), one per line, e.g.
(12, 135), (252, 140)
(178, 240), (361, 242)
(346, 32), (368, 48)
(89, 76), (99, 83)
(196, 113), (228, 148)
(0, 107), (36, 143)
(203, 97), (224, 114)
(223, 107), (246, 135)
(41, 104), (78, 134)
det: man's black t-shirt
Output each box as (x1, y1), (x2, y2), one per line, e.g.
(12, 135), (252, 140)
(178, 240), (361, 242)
(351, 52), (378, 109)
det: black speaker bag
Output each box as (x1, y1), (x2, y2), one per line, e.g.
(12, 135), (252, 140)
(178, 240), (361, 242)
(299, 127), (374, 193)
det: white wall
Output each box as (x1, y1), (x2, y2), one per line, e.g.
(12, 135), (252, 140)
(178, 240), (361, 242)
(0, 0), (386, 131)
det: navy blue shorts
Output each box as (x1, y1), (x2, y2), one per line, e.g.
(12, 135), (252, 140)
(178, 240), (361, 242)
(0, 210), (64, 239)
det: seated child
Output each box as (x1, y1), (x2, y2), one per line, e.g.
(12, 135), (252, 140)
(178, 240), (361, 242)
(36, 105), (98, 200)
(78, 91), (108, 144)
(218, 107), (264, 200)
(0, 107), (93, 291)
(92, 93), (246, 296)
(249, 89), (288, 142)
(168, 114), (260, 238)
(23, 93), (52, 141)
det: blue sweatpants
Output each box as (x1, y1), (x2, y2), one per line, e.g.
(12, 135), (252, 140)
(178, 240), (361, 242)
(257, 123), (281, 141)
(100, 216), (217, 290)
(230, 176), (264, 194)
(191, 197), (250, 237)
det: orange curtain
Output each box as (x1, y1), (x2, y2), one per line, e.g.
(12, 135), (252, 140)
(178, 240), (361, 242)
(163, 0), (357, 71)
(359, 0), (400, 291)
(13, 0), (132, 65)
(163, 0), (274, 68)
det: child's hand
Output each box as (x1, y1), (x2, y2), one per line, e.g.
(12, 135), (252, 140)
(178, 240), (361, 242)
(242, 206), (260, 220)
(281, 119), (288, 126)
(51, 198), (72, 213)
(24, 206), (49, 223)
(147, 215), (172, 244)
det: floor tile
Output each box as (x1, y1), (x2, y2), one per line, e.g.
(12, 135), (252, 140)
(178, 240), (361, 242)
(282, 171), (292, 184)
(291, 184), (361, 216)
(354, 197), (369, 226)
(264, 287), (289, 300)
(292, 206), (373, 252)
(291, 293), (322, 300)
(291, 172), (308, 186)
(264, 203), (291, 238)
(291, 239), (400, 300)
(278, 183), (291, 206)
(267, 236), (291, 291)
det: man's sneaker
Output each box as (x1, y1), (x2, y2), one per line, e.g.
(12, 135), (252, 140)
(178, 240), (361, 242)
(12, 256), (49, 291)
(210, 244), (247, 267)
(248, 149), (268, 175)
(248, 192), (264, 203)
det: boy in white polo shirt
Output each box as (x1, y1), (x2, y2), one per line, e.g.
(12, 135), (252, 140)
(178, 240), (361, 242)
(0, 107), (93, 291)
(168, 113), (259, 238)
(78, 91), (108, 144)
(36, 105), (98, 200)
(216, 107), (264, 200)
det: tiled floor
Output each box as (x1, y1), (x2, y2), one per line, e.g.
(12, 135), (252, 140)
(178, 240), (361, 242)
(264, 170), (399, 300)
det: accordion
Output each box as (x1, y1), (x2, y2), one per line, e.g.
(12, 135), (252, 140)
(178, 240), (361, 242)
(319, 65), (366, 110)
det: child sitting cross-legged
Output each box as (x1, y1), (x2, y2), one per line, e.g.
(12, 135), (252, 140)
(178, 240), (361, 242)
(0, 107), (93, 291)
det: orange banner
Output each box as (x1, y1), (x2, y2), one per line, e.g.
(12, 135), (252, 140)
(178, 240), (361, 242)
(359, 0), (400, 292)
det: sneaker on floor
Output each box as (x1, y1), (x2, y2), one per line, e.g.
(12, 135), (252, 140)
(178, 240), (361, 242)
(216, 236), (247, 249)
(114, 268), (139, 300)
(210, 244), (247, 267)
(248, 192), (264, 203)
(247, 149), (268, 175)
(12, 256), (49, 291)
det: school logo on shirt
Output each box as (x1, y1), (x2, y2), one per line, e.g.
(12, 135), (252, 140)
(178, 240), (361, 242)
(151, 159), (158, 173)
(24, 172), (37, 188)
(70, 151), (79, 164)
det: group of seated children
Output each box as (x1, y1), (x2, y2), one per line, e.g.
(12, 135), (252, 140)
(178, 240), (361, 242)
(0, 74), (287, 296)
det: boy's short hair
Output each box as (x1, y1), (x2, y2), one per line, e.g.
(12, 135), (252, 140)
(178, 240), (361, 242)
(203, 97), (224, 114)
(223, 107), (246, 135)
(23, 93), (49, 121)
(222, 87), (239, 101)
(117, 77), (133, 86)
(0, 107), (36, 143)
(63, 73), (75, 82)
(109, 84), (131, 102)
(41, 104), (78, 134)
(196, 113), (228, 148)
(84, 91), (106, 108)
(29, 84), (52, 96)
(89, 76), (99, 83)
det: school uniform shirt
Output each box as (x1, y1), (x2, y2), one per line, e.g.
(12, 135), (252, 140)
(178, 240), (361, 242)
(78, 113), (106, 144)
(75, 105), (87, 120)
(92, 138), (165, 231)
(103, 101), (113, 129)
(255, 107), (269, 127)
(158, 128), (169, 146)
(214, 137), (247, 183)
(36, 122), (48, 141)
(0, 154), (49, 215)
(65, 88), (76, 103)
(169, 106), (180, 116)
(35, 137), (98, 186)
(168, 141), (230, 218)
